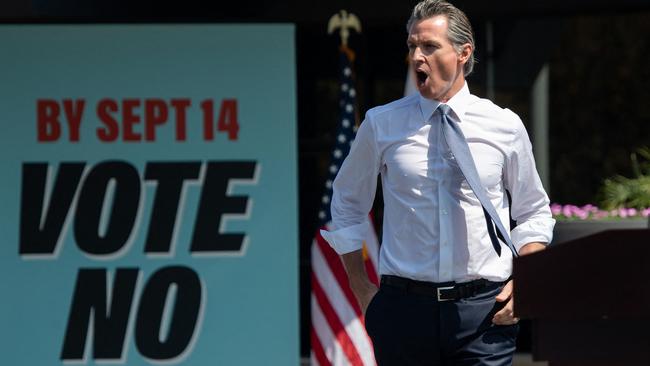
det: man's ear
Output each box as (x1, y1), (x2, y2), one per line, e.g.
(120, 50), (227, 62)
(458, 43), (472, 64)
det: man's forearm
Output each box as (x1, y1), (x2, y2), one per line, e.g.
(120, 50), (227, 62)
(340, 249), (378, 314)
(519, 242), (546, 256)
(340, 249), (371, 286)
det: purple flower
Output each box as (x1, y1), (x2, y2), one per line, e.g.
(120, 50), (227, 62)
(550, 203), (562, 216)
(577, 210), (589, 220)
(551, 204), (650, 220)
(562, 205), (574, 217)
(595, 211), (609, 219)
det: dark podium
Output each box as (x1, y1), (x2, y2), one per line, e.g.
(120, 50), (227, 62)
(513, 229), (650, 366)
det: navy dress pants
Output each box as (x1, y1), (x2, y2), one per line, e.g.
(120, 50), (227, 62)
(365, 282), (518, 366)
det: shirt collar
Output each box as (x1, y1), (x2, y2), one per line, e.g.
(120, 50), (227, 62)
(419, 82), (471, 122)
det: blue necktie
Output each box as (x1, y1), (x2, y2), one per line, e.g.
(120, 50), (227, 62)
(438, 104), (518, 258)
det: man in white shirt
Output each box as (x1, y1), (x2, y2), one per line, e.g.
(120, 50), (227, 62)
(320, 0), (555, 364)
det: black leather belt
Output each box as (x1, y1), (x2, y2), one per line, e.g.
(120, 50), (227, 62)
(380, 275), (500, 302)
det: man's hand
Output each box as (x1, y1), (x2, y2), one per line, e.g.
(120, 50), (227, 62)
(493, 241), (547, 325)
(493, 280), (518, 325)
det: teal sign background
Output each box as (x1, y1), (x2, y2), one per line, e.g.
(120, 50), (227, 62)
(0, 25), (298, 365)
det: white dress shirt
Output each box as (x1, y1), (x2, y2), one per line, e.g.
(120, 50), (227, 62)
(321, 83), (555, 283)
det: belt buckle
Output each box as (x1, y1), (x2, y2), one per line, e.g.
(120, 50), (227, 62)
(436, 286), (455, 302)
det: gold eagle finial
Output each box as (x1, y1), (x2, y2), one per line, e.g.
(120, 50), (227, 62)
(327, 10), (362, 47)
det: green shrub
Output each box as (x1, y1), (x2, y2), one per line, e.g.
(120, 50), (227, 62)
(599, 147), (650, 209)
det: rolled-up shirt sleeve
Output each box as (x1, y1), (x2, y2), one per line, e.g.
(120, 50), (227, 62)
(504, 116), (556, 252)
(320, 115), (381, 255)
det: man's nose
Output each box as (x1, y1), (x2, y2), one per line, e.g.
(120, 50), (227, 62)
(411, 47), (425, 62)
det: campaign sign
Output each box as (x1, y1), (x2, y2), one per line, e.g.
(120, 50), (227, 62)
(0, 25), (298, 365)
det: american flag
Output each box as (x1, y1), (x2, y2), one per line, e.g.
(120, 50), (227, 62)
(310, 47), (380, 366)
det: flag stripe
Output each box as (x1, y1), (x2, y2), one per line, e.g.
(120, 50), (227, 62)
(312, 294), (347, 365)
(311, 352), (322, 366)
(364, 258), (380, 287)
(360, 222), (380, 286)
(312, 240), (376, 365)
(315, 233), (362, 316)
(311, 326), (330, 366)
(362, 214), (380, 268)
(312, 272), (365, 365)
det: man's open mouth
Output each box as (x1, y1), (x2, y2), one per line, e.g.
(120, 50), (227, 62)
(416, 70), (428, 85)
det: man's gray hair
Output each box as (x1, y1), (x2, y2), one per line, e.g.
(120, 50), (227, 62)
(406, 0), (476, 76)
